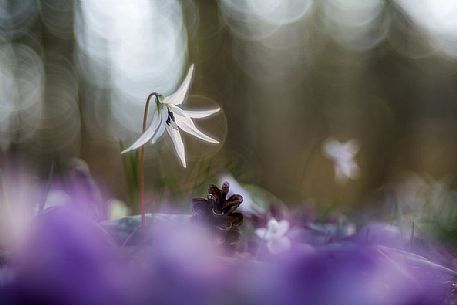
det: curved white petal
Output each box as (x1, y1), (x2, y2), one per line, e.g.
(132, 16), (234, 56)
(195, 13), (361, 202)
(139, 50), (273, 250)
(150, 108), (169, 144)
(166, 125), (186, 167)
(171, 105), (186, 116)
(162, 64), (194, 105)
(122, 108), (163, 153)
(183, 108), (220, 118)
(174, 111), (219, 144)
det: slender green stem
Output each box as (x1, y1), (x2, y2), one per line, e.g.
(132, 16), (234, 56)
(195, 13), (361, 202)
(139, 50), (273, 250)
(139, 92), (158, 228)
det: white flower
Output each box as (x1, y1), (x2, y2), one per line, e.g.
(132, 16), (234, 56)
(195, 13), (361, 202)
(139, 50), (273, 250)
(323, 138), (360, 184)
(122, 64), (220, 167)
(256, 218), (291, 254)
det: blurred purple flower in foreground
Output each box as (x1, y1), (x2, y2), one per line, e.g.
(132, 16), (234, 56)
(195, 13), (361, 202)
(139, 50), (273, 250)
(1, 207), (131, 305)
(274, 242), (454, 305)
(0, 176), (455, 305)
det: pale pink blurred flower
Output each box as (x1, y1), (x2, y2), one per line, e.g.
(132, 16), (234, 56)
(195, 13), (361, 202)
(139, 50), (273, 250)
(323, 138), (360, 184)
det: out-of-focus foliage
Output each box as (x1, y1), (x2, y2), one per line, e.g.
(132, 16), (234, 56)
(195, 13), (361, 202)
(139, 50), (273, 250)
(0, 0), (457, 209)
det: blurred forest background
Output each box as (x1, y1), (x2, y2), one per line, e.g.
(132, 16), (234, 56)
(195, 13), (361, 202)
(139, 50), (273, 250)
(1, 0), (457, 211)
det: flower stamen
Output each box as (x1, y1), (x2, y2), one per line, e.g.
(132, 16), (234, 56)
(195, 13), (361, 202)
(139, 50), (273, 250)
(165, 110), (175, 126)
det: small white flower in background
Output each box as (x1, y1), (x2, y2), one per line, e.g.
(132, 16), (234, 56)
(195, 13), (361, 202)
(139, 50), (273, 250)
(122, 64), (220, 167)
(108, 200), (129, 220)
(256, 218), (291, 254)
(323, 138), (360, 184)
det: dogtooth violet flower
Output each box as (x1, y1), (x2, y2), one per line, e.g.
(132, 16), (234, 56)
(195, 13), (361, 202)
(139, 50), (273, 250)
(122, 64), (220, 167)
(323, 138), (360, 184)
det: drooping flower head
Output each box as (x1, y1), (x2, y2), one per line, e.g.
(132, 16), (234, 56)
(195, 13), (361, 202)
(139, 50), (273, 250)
(122, 65), (220, 167)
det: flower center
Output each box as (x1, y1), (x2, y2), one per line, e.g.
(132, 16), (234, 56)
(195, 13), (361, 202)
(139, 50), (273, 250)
(165, 110), (175, 126)
(160, 103), (176, 126)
